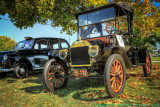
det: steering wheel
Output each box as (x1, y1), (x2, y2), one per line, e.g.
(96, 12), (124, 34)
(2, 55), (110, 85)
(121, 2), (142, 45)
(105, 23), (118, 35)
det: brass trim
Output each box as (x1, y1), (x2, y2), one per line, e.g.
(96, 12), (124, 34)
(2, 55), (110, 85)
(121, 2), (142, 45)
(59, 49), (68, 59)
(88, 45), (99, 57)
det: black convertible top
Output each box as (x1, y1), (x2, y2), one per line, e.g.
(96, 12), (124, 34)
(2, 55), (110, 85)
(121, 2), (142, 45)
(75, 2), (134, 18)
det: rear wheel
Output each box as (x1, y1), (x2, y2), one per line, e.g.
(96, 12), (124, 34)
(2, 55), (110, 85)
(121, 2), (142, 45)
(43, 59), (68, 91)
(104, 54), (126, 98)
(14, 63), (28, 79)
(143, 53), (151, 77)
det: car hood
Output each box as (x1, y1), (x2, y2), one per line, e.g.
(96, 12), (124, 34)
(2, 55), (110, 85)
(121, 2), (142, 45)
(0, 50), (15, 54)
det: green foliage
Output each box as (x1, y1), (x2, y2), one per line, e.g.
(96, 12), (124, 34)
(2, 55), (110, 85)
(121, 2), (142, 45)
(0, 0), (107, 35)
(151, 57), (160, 61)
(0, 36), (17, 51)
(132, 29), (160, 47)
(0, 0), (159, 46)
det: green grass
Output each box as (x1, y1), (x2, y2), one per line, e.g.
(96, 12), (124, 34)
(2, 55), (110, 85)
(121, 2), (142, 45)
(0, 65), (160, 107)
(151, 57), (160, 61)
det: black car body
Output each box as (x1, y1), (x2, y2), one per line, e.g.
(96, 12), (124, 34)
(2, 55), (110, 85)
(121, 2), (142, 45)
(0, 37), (69, 78)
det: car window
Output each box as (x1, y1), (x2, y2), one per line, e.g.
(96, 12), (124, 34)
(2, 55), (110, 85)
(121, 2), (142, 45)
(15, 40), (34, 50)
(49, 39), (59, 50)
(61, 41), (69, 49)
(34, 39), (48, 49)
(17, 42), (24, 49)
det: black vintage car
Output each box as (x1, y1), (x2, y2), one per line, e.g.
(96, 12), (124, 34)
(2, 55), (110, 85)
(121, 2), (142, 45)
(43, 2), (151, 98)
(0, 37), (69, 78)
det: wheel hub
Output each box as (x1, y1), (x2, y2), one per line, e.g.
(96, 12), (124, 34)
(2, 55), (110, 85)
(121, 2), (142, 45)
(54, 72), (61, 79)
(20, 68), (25, 74)
(115, 72), (119, 78)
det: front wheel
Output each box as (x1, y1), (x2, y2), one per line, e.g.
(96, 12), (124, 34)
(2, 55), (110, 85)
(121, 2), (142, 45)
(14, 63), (28, 79)
(43, 59), (68, 91)
(104, 54), (126, 98)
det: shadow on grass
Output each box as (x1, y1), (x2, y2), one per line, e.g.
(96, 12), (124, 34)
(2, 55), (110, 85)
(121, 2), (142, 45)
(0, 72), (13, 78)
(72, 90), (111, 101)
(21, 85), (47, 94)
(0, 72), (18, 83)
(20, 77), (109, 101)
(0, 70), (43, 79)
(52, 78), (112, 101)
(126, 73), (144, 80)
(20, 72), (146, 101)
(145, 75), (160, 90)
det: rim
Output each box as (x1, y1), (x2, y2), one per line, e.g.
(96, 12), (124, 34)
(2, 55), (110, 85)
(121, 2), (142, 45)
(18, 65), (26, 77)
(20, 68), (25, 74)
(110, 60), (123, 93)
(146, 55), (151, 74)
(48, 63), (65, 88)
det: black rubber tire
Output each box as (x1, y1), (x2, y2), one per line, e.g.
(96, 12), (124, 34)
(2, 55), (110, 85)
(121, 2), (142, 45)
(104, 54), (126, 98)
(43, 59), (68, 91)
(14, 63), (28, 79)
(0, 72), (8, 77)
(143, 53), (152, 77)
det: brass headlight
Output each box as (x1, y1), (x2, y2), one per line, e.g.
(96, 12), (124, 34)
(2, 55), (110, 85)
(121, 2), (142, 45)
(88, 45), (99, 57)
(59, 50), (67, 59)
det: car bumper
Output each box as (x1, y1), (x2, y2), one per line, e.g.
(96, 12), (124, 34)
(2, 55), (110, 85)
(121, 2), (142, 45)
(0, 66), (14, 73)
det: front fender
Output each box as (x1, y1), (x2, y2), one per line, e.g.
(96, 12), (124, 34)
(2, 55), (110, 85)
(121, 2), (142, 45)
(13, 57), (34, 70)
(98, 46), (133, 69)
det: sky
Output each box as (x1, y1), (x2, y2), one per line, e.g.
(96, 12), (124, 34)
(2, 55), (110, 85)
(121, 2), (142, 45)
(0, 14), (77, 44)
(0, 1), (159, 44)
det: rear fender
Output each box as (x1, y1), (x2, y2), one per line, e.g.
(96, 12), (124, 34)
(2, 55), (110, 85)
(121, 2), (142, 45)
(138, 46), (148, 63)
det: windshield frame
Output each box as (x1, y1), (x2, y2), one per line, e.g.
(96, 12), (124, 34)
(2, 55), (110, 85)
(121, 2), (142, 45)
(77, 6), (117, 40)
(14, 40), (34, 50)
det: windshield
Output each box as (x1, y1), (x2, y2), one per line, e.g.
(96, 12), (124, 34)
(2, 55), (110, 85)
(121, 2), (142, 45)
(15, 40), (34, 50)
(78, 7), (116, 39)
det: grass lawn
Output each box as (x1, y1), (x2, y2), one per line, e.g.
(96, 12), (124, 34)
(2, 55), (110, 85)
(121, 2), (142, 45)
(0, 64), (160, 107)
(151, 57), (160, 61)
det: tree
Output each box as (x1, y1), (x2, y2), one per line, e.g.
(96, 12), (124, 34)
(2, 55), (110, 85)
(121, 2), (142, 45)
(0, 0), (159, 38)
(132, 29), (160, 47)
(0, 36), (17, 51)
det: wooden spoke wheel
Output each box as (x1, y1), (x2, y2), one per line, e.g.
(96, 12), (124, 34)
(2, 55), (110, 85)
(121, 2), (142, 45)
(110, 60), (123, 92)
(48, 63), (65, 88)
(104, 54), (126, 98)
(143, 53), (151, 77)
(43, 59), (68, 91)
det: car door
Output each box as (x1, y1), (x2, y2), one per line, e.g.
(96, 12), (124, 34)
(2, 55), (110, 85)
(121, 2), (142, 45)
(32, 39), (50, 69)
(60, 39), (70, 50)
(48, 39), (60, 58)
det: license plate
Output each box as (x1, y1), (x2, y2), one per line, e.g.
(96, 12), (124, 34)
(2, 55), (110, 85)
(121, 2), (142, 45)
(74, 69), (88, 77)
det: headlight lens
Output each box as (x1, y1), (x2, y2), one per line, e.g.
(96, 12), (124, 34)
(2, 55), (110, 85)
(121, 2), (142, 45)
(59, 50), (67, 59)
(88, 45), (99, 57)
(3, 54), (8, 60)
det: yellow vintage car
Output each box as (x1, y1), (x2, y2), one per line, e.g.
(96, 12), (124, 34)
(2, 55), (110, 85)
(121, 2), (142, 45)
(43, 2), (151, 98)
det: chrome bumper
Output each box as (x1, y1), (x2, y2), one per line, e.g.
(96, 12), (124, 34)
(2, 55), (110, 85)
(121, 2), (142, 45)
(0, 67), (14, 73)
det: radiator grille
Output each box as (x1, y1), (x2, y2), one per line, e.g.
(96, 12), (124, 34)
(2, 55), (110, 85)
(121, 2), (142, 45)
(71, 46), (90, 65)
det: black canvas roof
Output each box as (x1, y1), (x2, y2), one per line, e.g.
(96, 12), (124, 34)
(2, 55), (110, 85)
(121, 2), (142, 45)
(75, 2), (134, 18)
